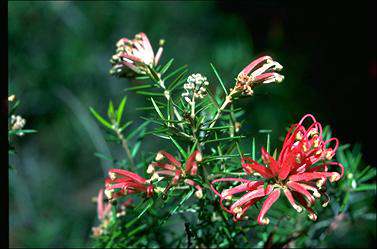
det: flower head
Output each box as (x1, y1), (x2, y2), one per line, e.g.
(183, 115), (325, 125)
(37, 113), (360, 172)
(211, 114), (344, 224)
(104, 169), (154, 201)
(110, 32), (163, 78)
(10, 115), (26, 135)
(148, 150), (203, 197)
(182, 73), (209, 103)
(232, 56), (284, 96)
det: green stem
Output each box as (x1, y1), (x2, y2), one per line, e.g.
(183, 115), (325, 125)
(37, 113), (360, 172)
(114, 126), (136, 171)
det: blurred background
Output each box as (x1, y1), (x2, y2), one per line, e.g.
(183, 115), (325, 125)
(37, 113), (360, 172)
(8, 1), (376, 247)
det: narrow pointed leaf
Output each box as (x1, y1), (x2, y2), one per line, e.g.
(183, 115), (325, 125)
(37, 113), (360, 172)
(169, 136), (187, 158)
(126, 120), (151, 140)
(210, 63), (228, 95)
(150, 97), (166, 121)
(124, 84), (154, 92)
(116, 96), (127, 125)
(89, 106), (113, 130)
(159, 58), (174, 75)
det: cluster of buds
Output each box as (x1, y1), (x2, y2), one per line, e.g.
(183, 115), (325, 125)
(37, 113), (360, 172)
(147, 150), (203, 198)
(110, 32), (163, 78)
(231, 56), (284, 96)
(182, 73), (209, 104)
(104, 169), (154, 201)
(92, 189), (133, 237)
(211, 114), (344, 224)
(10, 115), (26, 134)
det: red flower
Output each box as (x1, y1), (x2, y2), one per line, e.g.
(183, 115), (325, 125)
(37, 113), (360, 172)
(147, 150), (203, 198)
(211, 114), (344, 224)
(104, 169), (154, 201)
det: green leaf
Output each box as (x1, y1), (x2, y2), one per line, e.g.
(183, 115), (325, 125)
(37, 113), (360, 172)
(107, 100), (115, 120)
(353, 183), (376, 192)
(135, 91), (165, 96)
(201, 125), (233, 131)
(150, 97), (166, 121)
(119, 121), (133, 132)
(210, 63), (228, 95)
(205, 88), (220, 110)
(126, 120), (151, 140)
(203, 136), (245, 144)
(136, 106), (165, 111)
(94, 152), (113, 161)
(147, 65), (160, 82)
(358, 168), (377, 183)
(159, 58), (174, 75)
(124, 84), (154, 92)
(169, 136), (187, 158)
(9, 129), (37, 136)
(116, 96), (127, 125)
(89, 106), (113, 130)
(170, 189), (194, 215)
(164, 64), (188, 82)
(167, 69), (188, 92)
(132, 128), (145, 157)
(339, 191), (350, 212)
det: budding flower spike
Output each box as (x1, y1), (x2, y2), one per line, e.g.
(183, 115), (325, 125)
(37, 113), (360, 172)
(110, 32), (163, 78)
(211, 114), (344, 225)
(105, 169), (154, 201)
(232, 56), (284, 96)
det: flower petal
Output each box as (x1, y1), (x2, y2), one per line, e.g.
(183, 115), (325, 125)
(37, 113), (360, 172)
(257, 188), (281, 225)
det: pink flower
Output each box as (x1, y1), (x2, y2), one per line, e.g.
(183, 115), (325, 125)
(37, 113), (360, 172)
(104, 169), (154, 200)
(97, 189), (112, 221)
(232, 56), (284, 95)
(110, 32), (163, 77)
(147, 150), (203, 198)
(211, 114), (344, 224)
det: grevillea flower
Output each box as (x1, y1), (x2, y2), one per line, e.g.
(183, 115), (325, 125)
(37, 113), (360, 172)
(211, 114), (344, 224)
(104, 169), (154, 201)
(231, 56), (284, 96)
(92, 189), (134, 237)
(110, 32), (163, 78)
(147, 150), (203, 198)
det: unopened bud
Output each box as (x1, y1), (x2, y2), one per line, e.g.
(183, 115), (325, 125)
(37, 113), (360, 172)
(109, 172), (117, 180)
(147, 164), (155, 174)
(195, 152), (202, 162)
(8, 95), (16, 102)
(195, 189), (203, 199)
(104, 189), (114, 199)
(155, 152), (164, 161)
(308, 213), (317, 221)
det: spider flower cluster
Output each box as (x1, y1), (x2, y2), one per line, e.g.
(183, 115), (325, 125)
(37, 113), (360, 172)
(104, 150), (204, 201)
(110, 32), (163, 78)
(211, 114), (344, 224)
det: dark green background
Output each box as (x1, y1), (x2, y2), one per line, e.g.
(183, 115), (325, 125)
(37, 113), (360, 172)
(8, 1), (376, 247)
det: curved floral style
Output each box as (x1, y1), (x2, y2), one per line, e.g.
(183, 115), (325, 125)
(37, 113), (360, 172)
(211, 114), (344, 225)
(104, 169), (154, 201)
(110, 32), (163, 77)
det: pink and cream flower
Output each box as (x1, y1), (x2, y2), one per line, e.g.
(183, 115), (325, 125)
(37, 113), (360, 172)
(147, 150), (203, 198)
(232, 56), (284, 96)
(104, 169), (154, 201)
(110, 32), (163, 77)
(211, 114), (344, 224)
